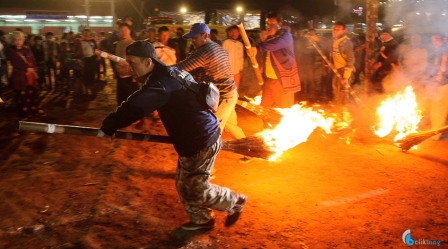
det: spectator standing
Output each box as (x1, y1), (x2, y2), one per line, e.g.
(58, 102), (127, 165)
(372, 27), (399, 93)
(113, 23), (137, 105)
(9, 31), (43, 119)
(174, 27), (187, 61)
(210, 29), (222, 46)
(74, 28), (98, 95)
(247, 11), (301, 108)
(222, 25), (244, 90)
(31, 36), (46, 89)
(43, 32), (59, 90)
(152, 26), (179, 65)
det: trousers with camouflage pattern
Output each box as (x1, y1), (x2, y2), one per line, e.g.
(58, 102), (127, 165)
(176, 137), (240, 224)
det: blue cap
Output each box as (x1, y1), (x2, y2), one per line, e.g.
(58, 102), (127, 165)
(183, 23), (210, 39)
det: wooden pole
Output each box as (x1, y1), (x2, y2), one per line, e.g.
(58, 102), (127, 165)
(236, 22), (264, 86)
(18, 122), (274, 159)
(365, 0), (379, 94)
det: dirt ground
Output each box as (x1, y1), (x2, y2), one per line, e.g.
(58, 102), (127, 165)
(1, 67), (448, 249)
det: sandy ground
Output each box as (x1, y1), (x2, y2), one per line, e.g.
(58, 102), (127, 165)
(0, 68), (448, 249)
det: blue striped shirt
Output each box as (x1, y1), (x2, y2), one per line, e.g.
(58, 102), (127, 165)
(175, 41), (235, 99)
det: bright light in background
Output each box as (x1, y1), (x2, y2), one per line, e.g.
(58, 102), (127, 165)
(236, 6), (243, 12)
(180, 7), (187, 13)
(75, 15), (87, 18)
(1, 15), (26, 19)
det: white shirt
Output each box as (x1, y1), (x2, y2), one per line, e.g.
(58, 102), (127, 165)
(81, 40), (95, 57)
(152, 41), (177, 66)
(222, 39), (244, 75)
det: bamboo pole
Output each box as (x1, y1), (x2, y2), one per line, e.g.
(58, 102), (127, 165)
(305, 37), (376, 123)
(236, 22), (264, 85)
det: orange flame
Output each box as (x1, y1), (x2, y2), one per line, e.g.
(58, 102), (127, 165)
(373, 85), (422, 142)
(259, 104), (340, 160)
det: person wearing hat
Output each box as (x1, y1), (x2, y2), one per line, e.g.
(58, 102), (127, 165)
(100, 40), (247, 230)
(175, 23), (246, 144)
(372, 27), (399, 93)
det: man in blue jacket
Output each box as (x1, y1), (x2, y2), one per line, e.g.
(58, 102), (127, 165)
(100, 41), (247, 230)
(247, 11), (301, 108)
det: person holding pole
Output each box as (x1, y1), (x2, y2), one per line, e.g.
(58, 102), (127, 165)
(100, 40), (247, 230)
(246, 11), (301, 109)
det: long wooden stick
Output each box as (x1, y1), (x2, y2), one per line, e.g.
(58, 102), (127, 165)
(18, 122), (274, 159)
(306, 36), (376, 122)
(236, 22), (264, 85)
(94, 49), (128, 64)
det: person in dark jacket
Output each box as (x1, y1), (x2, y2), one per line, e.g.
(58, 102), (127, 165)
(373, 27), (399, 93)
(31, 35), (47, 89)
(100, 40), (247, 231)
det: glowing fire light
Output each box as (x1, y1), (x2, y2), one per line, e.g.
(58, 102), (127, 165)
(259, 104), (337, 160)
(245, 95), (262, 105)
(373, 85), (422, 142)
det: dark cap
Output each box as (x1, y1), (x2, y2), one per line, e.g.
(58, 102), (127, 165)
(125, 40), (165, 66)
(381, 27), (392, 34)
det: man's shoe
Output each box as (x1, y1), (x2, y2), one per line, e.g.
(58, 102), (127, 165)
(181, 218), (215, 231)
(225, 194), (247, 226)
(239, 156), (255, 164)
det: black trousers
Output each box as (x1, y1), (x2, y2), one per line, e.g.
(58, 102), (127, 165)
(83, 56), (97, 86)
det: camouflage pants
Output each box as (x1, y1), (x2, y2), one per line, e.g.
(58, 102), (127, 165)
(176, 138), (239, 224)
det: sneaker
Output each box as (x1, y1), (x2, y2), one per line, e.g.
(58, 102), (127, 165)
(181, 218), (215, 231)
(225, 194), (247, 227)
(239, 156), (255, 164)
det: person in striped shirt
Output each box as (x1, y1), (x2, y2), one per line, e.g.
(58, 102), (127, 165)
(176, 23), (254, 164)
(175, 23), (245, 140)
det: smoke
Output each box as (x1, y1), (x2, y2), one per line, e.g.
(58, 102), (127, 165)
(383, 0), (448, 35)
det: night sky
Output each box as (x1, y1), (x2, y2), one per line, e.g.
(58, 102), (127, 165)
(0, 0), (337, 20)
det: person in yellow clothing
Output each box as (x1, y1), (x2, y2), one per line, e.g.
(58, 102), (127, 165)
(330, 21), (355, 106)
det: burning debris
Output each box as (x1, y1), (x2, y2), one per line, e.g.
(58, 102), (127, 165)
(373, 85), (423, 144)
(395, 125), (448, 152)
